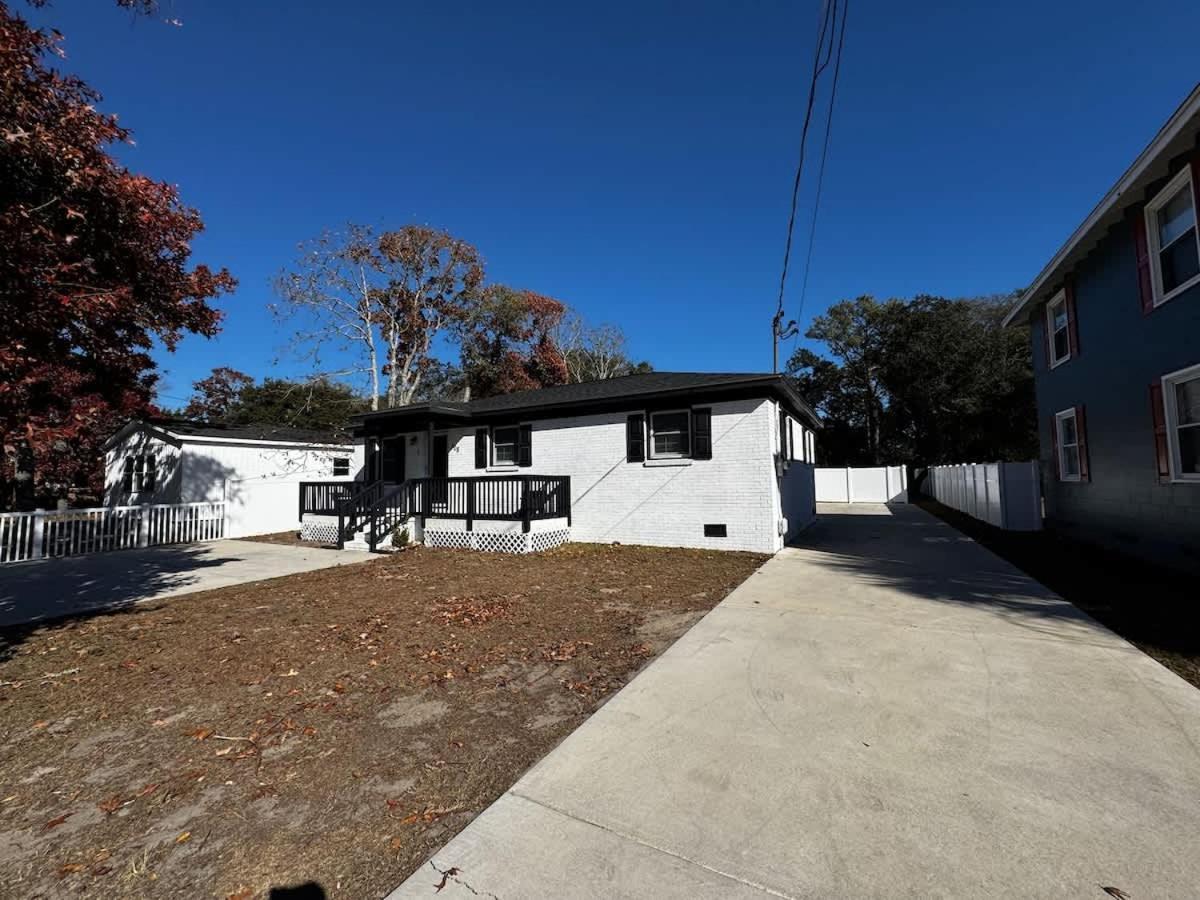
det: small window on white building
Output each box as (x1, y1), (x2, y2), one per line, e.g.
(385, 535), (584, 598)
(1164, 363), (1200, 480)
(332, 457), (350, 477)
(1046, 290), (1071, 367)
(1146, 167), (1200, 306)
(122, 454), (156, 493)
(1055, 408), (1082, 482)
(491, 426), (519, 466)
(649, 411), (691, 458)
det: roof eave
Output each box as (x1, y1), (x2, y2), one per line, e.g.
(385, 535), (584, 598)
(1003, 81), (1200, 327)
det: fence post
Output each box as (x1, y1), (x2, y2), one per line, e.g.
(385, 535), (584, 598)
(465, 479), (475, 532)
(845, 466), (852, 503)
(138, 504), (150, 548)
(31, 509), (45, 560)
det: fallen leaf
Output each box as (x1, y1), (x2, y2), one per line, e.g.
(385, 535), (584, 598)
(97, 795), (125, 815)
(43, 812), (72, 830)
(434, 866), (460, 892)
(175, 831), (191, 844)
(33, 721), (48, 730)
(137, 783), (159, 797)
(187, 728), (213, 741)
(1101, 888), (1132, 900)
(59, 862), (85, 876)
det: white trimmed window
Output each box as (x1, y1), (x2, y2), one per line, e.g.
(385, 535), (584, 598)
(649, 410), (691, 458)
(1046, 290), (1071, 367)
(1164, 363), (1200, 480)
(1145, 167), (1200, 306)
(121, 454), (156, 493)
(491, 426), (519, 466)
(1055, 408), (1082, 482)
(332, 457), (350, 477)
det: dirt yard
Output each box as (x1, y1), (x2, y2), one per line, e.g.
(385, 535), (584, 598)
(0, 543), (766, 899)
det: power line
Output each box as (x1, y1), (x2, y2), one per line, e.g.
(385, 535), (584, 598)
(775, 0), (839, 320)
(794, 0), (849, 330)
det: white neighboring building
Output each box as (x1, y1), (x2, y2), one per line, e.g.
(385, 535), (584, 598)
(308, 373), (820, 554)
(103, 419), (362, 538)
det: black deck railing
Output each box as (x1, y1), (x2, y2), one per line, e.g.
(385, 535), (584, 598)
(407, 475), (571, 532)
(304, 475), (572, 551)
(299, 481), (357, 517)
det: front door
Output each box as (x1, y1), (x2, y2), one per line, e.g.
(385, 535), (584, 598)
(432, 433), (449, 504)
(381, 436), (406, 483)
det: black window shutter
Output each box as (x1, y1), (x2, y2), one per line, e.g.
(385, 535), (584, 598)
(474, 428), (488, 469)
(627, 414), (645, 463)
(518, 424), (533, 467)
(779, 410), (789, 461)
(144, 455), (156, 491)
(122, 458), (134, 492)
(692, 408), (712, 459)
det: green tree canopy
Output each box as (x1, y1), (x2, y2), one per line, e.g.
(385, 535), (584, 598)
(787, 293), (1035, 466)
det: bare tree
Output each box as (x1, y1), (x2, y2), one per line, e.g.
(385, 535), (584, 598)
(375, 227), (484, 407)
(272, 225), (384, 409)
(273, 225), (484, 409)
(555, 314), (651, 383)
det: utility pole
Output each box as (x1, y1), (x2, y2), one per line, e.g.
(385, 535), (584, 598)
(771, 309), (799, 373)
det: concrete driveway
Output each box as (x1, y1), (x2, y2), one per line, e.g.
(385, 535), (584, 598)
(391, 504), (1200, 899)
(0, 539), (370, 628)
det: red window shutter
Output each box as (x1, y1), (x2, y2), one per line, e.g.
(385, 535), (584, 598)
(1150, 383), (1170, 479)
(1064, 278), (1080, 358)
(1133, 210), (1155, 315)
(1049, 414), (1060, 480)
(1075, 404), (1090, 481)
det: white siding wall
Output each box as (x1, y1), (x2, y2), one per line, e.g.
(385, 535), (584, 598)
(182, 440), (364, 538)
(768, 398), (818, 540)
(440, 398), (783, 553)
(103, 432), (183, 506)
(104, 425), (364, 538)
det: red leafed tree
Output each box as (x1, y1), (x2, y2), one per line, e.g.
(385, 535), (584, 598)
(0, 3), (234, 508)
(182, 367), (254, 421)
(459, 286), (569, 399)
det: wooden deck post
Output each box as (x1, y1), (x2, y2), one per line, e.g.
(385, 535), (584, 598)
(521, 475), (531, 533)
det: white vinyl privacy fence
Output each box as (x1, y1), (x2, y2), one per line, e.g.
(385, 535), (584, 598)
(815, 466), (908, 504)
(925, 462), (1042, 531)
(0, 502), (226, 565)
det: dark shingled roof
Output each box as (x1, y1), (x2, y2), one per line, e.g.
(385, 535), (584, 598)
(356, 372), (819, 427)
(148, 418), (352, 445)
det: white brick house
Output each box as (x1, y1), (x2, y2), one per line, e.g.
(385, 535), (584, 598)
(303, 373), (820, 554)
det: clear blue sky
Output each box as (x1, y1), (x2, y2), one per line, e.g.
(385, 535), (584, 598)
(25, 0), (1200, 406)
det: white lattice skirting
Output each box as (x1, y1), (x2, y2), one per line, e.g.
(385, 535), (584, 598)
(300, 515), (340, 544)
(424, 527), (571, 554)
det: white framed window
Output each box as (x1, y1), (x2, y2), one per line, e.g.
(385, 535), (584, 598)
(1163, 363), (1200, 481)
(332, 457), (350, 477)
(649, 410), (691, 459)
(491, 426), (519, 466)
(1045, 289), (1071, 367)
(121, 454), (156, 493)
(1055, 408), (1082, 482)
(1145, 167), (1200, 307)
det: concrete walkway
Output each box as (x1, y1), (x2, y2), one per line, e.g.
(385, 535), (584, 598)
(0, 539), (370, 627)
(390, 504), (1200, 899)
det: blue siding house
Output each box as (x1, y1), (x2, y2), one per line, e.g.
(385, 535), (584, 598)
(1004, 84), (1200, 572)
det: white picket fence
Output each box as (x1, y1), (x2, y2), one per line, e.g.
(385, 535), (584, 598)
(815, 466), (908, 504)
(925, 462), (1042, 531)
(0, 502), (226, 565)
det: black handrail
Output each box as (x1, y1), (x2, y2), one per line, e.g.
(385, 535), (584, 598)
(366, 481), (411, 552)
(335, 479), (385, 549)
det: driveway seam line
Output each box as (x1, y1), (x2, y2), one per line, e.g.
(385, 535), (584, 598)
(507, 789), (801, 899)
